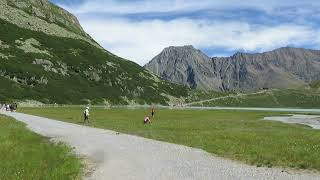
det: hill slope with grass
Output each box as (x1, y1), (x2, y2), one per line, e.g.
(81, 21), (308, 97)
(191, 88), (320, 108)
(0, 0), (188, 105)
(310, 80), (320, 89)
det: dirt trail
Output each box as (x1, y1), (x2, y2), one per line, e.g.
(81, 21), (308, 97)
(265, 115), (320, 129)
(185, 90), (267, 106)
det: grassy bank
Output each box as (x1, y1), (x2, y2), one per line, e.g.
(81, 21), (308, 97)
(0, 115), (81, 179)
(195, 89), (320, 108)
(20, 107), (320, 171)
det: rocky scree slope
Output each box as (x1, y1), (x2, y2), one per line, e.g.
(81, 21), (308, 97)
(144, 45), (320, 91)
(0, 0), (188, 104)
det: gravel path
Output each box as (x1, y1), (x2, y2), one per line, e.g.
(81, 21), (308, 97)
(2, 111), (320, 180)
(264, 115), (320, 129)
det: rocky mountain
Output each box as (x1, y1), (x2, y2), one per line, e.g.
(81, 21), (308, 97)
(5, 0), (85, 35)
(144, 45), (320, 91)
(0, 0), (188, 105)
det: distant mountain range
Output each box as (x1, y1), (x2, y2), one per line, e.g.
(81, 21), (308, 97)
(144, 45), (320, 91)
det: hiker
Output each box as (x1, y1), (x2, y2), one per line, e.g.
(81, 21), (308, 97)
(151, 107), (155, 118)
(144, 116), (151, 124)
(84, 107), (90, 123)
(10, 103), (17, 112)
(9, 104), (14, 112)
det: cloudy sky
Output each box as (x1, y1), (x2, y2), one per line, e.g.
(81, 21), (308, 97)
(50, 0), (320, 65)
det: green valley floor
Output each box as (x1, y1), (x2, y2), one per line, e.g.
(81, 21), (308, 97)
(3, 109), (320, 179)
(0, 114), (81, 179)
(20, 107), (320, 171)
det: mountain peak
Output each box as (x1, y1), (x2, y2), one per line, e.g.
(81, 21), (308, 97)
(163, 45), (197, 52)
(2, 0), (91, 40)
(7, 0), (83, 32)
(151, 45), (210, 64)
(144, 45), (212, 89)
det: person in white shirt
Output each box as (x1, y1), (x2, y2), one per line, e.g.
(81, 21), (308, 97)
(84, 107), (90, 123)
(144, 116), (151, 124)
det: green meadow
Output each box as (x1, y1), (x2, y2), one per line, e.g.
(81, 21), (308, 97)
(20, 107), (320, 171)
(0, 115), (82, 180)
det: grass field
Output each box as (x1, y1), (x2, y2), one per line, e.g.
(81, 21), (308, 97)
(0, 115), (81, 179)
(20, 107), (320, 171)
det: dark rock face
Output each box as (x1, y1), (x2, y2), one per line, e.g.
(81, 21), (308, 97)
(144, 46), (320, 91)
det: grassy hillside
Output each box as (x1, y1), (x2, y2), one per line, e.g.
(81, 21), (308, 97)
(184, 89), (231, 103)
(5, 0), (86, 36)
(0, 19), (188, 105)
(310, 80), (320, 89)
(193, 88), (320, 108)
(0, 115), (81, 179)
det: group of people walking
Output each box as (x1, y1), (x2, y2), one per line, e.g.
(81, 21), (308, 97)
(1, 103), (17, 112)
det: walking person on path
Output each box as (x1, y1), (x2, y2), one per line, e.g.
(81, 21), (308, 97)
(84, 107), (90, 124)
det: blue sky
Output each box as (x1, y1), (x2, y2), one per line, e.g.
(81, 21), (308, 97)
(50, 0), (320, 65)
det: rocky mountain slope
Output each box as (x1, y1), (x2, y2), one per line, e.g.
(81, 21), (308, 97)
(0, 0), (188, 104)
(145, 45), (320, 91)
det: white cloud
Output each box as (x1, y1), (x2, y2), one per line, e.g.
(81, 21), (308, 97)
(63, 0), (320, 15)
(80, 18), (316, 65)
(52, 0), (320, 65)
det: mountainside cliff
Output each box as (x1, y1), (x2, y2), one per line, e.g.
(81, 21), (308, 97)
(144, 45), (320, 91)
(0, 0), (188, 104)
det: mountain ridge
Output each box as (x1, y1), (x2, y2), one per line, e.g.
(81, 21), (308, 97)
(0, 0), (103, 48)
(144, 45), (320, 91)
